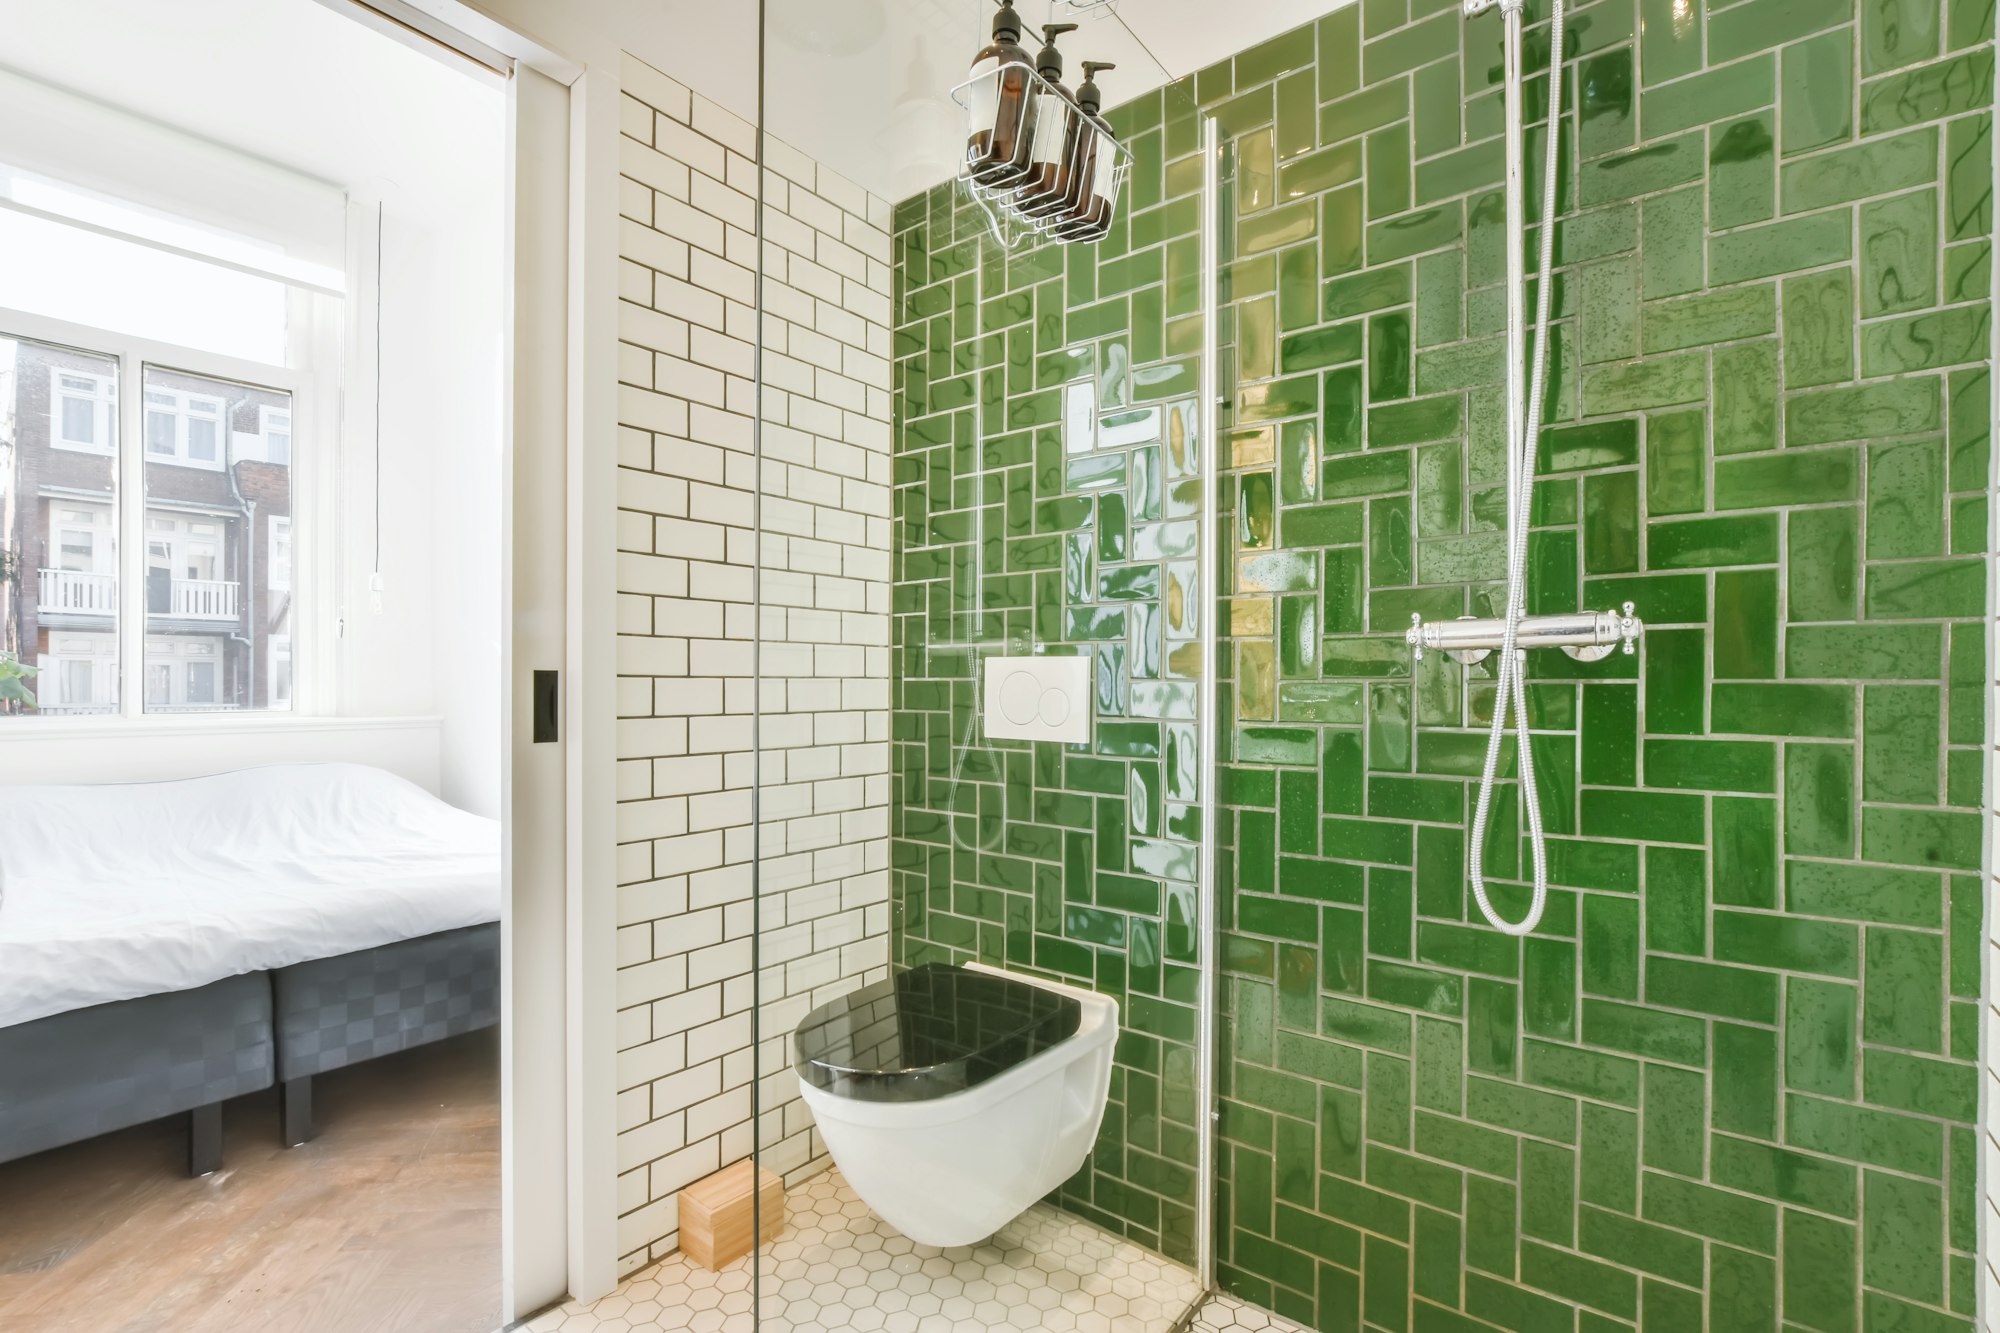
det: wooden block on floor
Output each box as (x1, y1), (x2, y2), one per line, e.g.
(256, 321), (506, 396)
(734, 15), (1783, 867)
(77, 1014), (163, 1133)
(678, 1160), (784, 1271)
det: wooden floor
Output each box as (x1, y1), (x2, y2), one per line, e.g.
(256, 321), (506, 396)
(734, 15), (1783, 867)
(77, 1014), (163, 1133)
(0, 1028), (501, 1333)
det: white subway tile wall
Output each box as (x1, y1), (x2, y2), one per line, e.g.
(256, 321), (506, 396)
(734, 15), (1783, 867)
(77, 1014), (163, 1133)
(614, 51), (895, 1275)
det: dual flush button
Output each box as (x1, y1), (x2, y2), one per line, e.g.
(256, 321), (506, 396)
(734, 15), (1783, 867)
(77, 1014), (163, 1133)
(982, 655), (1091, 744)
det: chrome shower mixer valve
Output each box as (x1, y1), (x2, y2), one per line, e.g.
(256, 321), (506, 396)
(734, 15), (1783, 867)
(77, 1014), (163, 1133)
(1406, 603), (1644, 666)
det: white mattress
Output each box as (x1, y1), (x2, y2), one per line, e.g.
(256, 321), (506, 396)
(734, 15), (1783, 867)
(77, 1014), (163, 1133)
(0, 763), (501, 1030)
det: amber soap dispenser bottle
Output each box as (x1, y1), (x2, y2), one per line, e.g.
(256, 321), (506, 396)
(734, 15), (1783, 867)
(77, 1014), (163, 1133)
(1016, 22), (1080, 217)
(965, 0), (1036, 187)
(1056, 61), (1118, 240)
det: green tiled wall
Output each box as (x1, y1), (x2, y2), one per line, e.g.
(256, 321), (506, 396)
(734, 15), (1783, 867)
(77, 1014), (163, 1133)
(892, 0), (1994, 1326)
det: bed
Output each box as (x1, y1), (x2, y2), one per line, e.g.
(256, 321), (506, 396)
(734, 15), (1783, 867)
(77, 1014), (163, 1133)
(0, 763), (501, 1175)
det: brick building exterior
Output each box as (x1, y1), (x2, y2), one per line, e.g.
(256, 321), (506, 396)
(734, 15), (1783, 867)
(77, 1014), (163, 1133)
(0, 338), (292, 714)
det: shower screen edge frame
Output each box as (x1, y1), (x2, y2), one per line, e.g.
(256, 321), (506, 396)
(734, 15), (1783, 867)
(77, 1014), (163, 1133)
(1193, 109), (1222, 1298)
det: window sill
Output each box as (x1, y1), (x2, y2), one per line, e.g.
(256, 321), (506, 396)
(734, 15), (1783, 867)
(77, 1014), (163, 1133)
(0, 713), (443, 741)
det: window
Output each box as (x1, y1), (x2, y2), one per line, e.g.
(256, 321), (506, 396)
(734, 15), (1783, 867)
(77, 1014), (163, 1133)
(143, 386), (226, 469)
(35, 633), (116, 716)
(268, 635), (292, 709)
(144, 366), (291, 714)
(0, 333), (299, 719)
(268, 515), (292, 590)
(142, 636), (231, 712)
(0, 148), (336, 724)
(260, 406), (292, 466)
(52, 369), (116, 453)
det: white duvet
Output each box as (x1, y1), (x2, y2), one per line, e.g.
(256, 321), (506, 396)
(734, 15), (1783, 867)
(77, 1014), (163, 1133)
(0, 763), (501, 1030)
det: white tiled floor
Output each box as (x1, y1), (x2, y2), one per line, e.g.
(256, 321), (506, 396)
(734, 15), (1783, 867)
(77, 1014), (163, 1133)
(1187, 1294), (1310, 1332)
(525, 1168), (1206, 1332)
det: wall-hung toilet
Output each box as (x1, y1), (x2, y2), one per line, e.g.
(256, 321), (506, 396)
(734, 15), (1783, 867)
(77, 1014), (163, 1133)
(793, 961), (1118, 1247)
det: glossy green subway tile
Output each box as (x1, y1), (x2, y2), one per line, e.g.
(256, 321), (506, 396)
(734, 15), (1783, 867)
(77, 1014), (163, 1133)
(1647, 513), (1779, 569)
(1579, 132), (1706, 206)
(1789, 376), (1943, 444)
(1783, 29), (1856, 156)
(1711, 111), (1779, 230)
(1640, 408), (1704, 516)
(1946, 111), (1993, 242)
(1710, 340), (1780, 454)
(1711, 209), (1854, 286)
(1715, 446), (1859, 509)
(1864, 1047), (1978, 1122)
(1582, 351), (1707, 414)
(1865, 556), (1985, 618)
(1643, 282), (1777, 353)
(1710, 0), (1854, 64)
(1862, 47), (1995, 133)
(1864, 0), (1946, 75)
(1638, 0), (1704, 82)
(1579, 47), (1636, 159)
(1863, 302), (1993, 378)
(1785, 126), (1941, 214)
(1869, 437), (1949, 560)
(1784, 268), (1858, 386)
(1862, 189), (1942, 316)
(1361, 9), (1458, 83)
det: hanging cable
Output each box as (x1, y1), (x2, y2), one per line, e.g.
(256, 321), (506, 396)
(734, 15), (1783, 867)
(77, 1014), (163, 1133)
(1468, 0), (1567, 937)
(373, 203), (384, 581)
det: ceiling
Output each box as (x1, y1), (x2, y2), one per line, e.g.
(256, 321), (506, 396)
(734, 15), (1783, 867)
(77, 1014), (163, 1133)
(0, 0), (500, 209)
(0, 0), (1344, 214)
(742, 0), (1346, 201)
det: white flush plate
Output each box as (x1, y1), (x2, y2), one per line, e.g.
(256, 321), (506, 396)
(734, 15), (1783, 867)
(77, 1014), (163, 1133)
(984, 655), (1092, 744)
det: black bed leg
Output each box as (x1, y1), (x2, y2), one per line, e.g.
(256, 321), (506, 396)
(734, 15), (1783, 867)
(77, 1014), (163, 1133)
(189, 1103), (222, 1177)
(281, 1075), (315, 1147)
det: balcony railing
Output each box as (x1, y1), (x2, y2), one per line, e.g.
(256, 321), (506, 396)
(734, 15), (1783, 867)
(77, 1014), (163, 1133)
(37, 569), (116, 615)
(165, 578), (239, 621)
(38, 570), (241, 622)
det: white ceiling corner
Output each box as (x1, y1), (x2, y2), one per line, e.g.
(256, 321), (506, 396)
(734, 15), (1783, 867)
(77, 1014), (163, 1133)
(757, 0), (1345, 202)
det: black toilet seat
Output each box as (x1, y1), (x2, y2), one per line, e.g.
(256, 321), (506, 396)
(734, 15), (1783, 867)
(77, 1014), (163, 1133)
(793, 963), (1083, 1104)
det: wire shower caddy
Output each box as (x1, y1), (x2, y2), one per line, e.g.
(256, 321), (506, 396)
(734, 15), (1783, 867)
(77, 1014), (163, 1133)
(948, 59), (1133, 249)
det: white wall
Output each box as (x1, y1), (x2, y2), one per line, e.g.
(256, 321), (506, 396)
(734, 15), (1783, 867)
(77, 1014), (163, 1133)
(610, 52), (894, 1275)
(339, 139), (508, 817)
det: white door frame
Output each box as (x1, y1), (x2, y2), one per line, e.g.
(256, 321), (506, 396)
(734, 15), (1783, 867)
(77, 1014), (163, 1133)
(325, 0), (621, 1317)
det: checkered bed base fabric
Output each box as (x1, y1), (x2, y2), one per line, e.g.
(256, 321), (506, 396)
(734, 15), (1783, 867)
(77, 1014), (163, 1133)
(273, 923), (499, 1080)
(0, 972), (274, 1165)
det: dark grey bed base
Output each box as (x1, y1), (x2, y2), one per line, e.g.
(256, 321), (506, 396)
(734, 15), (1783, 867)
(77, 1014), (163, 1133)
(0, 922), (498, 1176)
(0, 972), (274, 1176)
(272, 921), (500, 1146)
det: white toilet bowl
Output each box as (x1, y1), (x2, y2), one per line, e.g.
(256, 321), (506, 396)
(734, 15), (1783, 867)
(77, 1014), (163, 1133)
(794, 961), (1118, 1247)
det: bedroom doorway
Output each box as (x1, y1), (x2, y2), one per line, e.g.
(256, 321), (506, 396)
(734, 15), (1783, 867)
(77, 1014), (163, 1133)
(0, 0), (582, 1328)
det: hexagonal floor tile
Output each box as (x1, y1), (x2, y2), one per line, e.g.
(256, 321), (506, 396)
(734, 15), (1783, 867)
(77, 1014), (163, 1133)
(525, 1168), (1206, 1332)
(1186, 1294), (1311, 1333)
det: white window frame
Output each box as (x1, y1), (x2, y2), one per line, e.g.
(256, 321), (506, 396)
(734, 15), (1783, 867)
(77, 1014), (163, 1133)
(142, 383), (228, 470)
(2, 303), (331, 727)
(49, 365), (116, 454)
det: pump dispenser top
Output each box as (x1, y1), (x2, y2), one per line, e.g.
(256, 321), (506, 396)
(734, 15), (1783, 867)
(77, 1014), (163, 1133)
(1076, 61), (1115, 117)
(1034, 22), (1078, 78)
(990, 0), (1024, 42)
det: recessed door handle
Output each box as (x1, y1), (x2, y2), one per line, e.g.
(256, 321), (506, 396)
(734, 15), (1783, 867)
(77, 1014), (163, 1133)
(532, 670), (558, 743)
